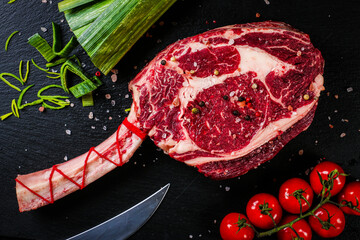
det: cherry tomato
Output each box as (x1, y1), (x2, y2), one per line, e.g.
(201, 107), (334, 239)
(279, 178), (314, 214)
(220, 213), (255, 240)
(277, 215), (312, 240)
(246, 193), (283, 229)
(338, 181), (360, 215)
(308, 203), (345, 238)
(309, 161), (346, 196)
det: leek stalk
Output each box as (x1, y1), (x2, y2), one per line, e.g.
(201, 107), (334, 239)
(59, 0), (177, 75)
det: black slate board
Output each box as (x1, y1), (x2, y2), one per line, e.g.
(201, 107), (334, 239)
(0, 0), (359, 239)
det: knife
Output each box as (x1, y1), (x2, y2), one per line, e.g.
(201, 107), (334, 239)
(67, 183), (170, 240)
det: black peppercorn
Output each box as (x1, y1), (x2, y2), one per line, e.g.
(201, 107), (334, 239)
(232, 110), (240, 116)
(238, 96), (245, 102)
(244, 115), (251, 120)
(160, 60), (166, 65)
(198, 101), (205, 107)
(223, 95), (229, 100)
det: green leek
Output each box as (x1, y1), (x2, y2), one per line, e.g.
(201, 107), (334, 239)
(28, 33), (57, 62)
(60, 59), (102, 97)
(59, 0), (177, 75)
(52, 22), (79, 57)
(81, 93), (94, 107)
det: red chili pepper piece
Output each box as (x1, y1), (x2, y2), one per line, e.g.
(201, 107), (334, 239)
(95, 71), (101, 77)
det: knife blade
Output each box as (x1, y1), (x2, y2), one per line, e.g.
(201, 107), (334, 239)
(67, 183), (170, 240)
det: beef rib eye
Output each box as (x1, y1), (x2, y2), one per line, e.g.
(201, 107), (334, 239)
(16, 21), (324, 212)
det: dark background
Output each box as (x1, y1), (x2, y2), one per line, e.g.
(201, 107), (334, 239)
(0, 0), (359, 239)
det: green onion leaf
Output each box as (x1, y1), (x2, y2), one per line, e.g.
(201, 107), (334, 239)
(1, 112), (13, 121)
(31, 59), (50, 72)
(17, 84), (34, 109)
(46, 75), (61, 79)
(124, 108), (131, 112)
(28, 33), (57, 62)
(37, 84), (70, 110)
(7, 0), (16, 4)
(81, 92), (94, 107)
(37, 84), (69, 99)
(5, 31), (19, 51)
(11, 99), (20, 118)
(18, 60), (30, 83)
(19, 99), (44, 109)
(31, 59), (61, 75)
(0, 73), (22, 91)
(23, 60), (30, 83)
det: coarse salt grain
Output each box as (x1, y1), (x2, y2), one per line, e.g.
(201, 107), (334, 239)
(91, 126), (95, 129)
(103, 126), (107, 131)
(41, 27), (47, 32)
(340, 133), (346, 138)
(70, 103), (74, 107)
(88, 112), (94, 119)
(264, 0), (270, 4)
(225, 186), (230, 191)
(65, 129), (71, 135)
(111, 100), (116, 106)
(111, 74), (117, 82)
(125, 94), (129, 98)
(64, 156), (68, 161)
(347, 87), (353, 92)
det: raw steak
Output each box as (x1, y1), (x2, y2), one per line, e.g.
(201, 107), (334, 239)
(16, 21), (324, 212)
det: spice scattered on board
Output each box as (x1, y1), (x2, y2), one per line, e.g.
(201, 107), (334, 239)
(347, 87), (353, 92)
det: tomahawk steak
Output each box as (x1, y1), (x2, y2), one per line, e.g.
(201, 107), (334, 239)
(16, 21), (324, 212)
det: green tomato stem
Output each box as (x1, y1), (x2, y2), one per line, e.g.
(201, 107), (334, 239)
(257, 194), (332, 238)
